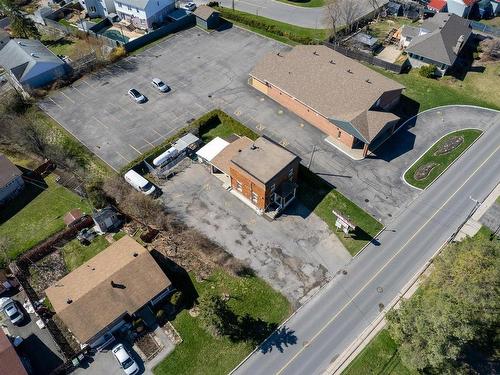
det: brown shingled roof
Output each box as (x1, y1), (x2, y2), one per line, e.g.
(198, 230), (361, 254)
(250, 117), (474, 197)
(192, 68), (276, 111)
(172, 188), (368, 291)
(250, 45), (404, 123)
(193, 5), (219, 20)
(0, 331), (28, 375)
(0, 154), (22, 189)
(45, 236), (171, 343)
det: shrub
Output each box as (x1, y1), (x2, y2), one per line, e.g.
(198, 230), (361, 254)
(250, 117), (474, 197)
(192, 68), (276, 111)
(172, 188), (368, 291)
(419, 64), (436, 78)
(109, 45), (127, 62)
(170, 290), (183, 309)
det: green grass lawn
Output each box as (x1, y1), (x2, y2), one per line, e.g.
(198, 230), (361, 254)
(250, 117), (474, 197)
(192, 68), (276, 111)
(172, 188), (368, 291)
(0, 173), (92, 263)
(371, 64), (500, 111)
(480, 17), (500, 28)
(297, 167), (383, 256)
(404, 129), (483, 189)
(343, 330), (416, 375)
(153, 270), (291, 375)
(215, 7), (328, 45)
(275, 0), (324, 7)
(198, 111), (259, 142)
(62, 235), (110, 271)
(41, 35), (78, 57)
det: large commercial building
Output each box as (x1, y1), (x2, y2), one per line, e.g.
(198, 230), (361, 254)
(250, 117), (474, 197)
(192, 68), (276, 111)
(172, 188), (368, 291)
(249, 45), (404, 158)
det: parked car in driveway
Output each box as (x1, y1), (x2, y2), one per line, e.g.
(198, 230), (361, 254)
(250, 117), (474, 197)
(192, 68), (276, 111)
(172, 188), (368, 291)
(181, 2), (196, 11)
(128, 88), (146, 103)
(3, 299), (25, 325)
(112, 343), (139, 375)
(151, 78), (169, 92)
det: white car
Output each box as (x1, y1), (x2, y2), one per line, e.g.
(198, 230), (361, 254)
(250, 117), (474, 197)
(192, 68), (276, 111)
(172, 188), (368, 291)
(3, 300), (25, 325)
(128, 88), (146, 103)
(151, 78), (169, 92)
(181, 2), (196, 11)
(112, 343), (139, 375)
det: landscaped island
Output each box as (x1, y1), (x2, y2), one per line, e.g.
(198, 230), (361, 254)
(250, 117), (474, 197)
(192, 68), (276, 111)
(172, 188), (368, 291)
(404, 129), (483, 189)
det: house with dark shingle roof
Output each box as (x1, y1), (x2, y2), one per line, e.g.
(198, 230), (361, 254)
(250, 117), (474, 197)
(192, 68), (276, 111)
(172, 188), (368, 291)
(0, 154), (24, 205)
(403, 13), (472, 76)
(0, 331), (28, 375)
(0, 39), (68, 90)
(249, 45), (403, 159)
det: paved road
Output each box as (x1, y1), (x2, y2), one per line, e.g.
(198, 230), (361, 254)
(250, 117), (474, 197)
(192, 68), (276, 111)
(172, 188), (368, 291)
(193, 0), (386, 28)
(233, 113), (500, 375)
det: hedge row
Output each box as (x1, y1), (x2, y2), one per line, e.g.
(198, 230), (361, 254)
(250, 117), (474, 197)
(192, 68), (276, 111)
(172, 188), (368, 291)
(119, 109), (257, 174)
(214, 7), (321, 45)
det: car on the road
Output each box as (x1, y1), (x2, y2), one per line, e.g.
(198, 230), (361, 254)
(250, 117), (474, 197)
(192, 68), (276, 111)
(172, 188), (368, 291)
(181, 2), (196, 11)
(128, 88), (146, 103)
(151, 78), (170, 92)
(3, 300), (25, 325)
(112, 343), (139, 375)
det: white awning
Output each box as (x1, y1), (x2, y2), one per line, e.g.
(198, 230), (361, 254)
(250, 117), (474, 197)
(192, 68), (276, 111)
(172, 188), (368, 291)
(196, 137), (229, 162)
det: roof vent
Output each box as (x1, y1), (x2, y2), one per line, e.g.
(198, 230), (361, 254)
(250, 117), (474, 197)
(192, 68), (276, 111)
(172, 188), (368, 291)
(251, 144), (257, 150)
(347, 69), (353, 74)
(329, 59), (335, 64)
(277, 52), (282, 57)
(17, 41), (24, 46)
(30, 53), (39, 58)
(133, 252), (138, 257)
(313, 51), (319, 56)
(365, 79), (372, 83)
(66, 299), (73, 304)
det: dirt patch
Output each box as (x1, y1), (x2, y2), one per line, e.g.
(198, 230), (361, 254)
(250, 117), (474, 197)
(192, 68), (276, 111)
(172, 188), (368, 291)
(414, 162), (439, 181)
(136, 332), (163, 361)
(28, 251), (68, 296)
(434, 135), (464, 155)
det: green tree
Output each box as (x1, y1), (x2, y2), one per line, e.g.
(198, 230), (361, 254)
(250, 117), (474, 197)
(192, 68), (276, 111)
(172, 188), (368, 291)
(0, 0), (40, 39)
(198, 294), (231, 337)
(387, 234), (499, 372)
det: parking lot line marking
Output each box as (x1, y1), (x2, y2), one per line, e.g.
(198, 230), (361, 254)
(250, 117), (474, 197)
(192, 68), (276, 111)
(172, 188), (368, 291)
(81, 79), (94, 88)
(93, 116), (109, 129)
(152, 128), (165, 139)
(115, 151), (131, 163)
(143, 138), (155, 147)
(60, 91), (75, 104)
(70, 85), (88, 98)
(48, 97), (63, 110)
(129, 144), (143, 155)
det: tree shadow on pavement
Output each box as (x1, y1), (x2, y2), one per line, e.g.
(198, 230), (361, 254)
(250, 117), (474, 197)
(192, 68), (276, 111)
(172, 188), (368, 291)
(259, 326), (298, 354)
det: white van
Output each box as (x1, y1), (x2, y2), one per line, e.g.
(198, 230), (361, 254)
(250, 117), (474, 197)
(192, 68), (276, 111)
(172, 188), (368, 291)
(124, 170), (156, 195)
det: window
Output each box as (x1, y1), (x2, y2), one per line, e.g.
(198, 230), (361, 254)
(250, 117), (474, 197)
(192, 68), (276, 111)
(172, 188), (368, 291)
(288, 168), (294, 177)
(236, 181), (242, 192)
(251, 192), (258, 204)
(270, 183), (275, 192)
(337, 130), (341, 138)
(128, 5), (132, 10)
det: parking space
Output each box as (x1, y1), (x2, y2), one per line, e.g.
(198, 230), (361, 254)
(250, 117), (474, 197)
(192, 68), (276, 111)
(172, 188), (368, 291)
(1, 291), (64, 374)
(159, 163), (352, 305)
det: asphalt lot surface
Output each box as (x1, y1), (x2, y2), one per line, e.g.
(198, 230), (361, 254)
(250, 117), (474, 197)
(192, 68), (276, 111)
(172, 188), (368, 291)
(1, 291), (64, 375)
(40, 26), (498, 222)
(233, 109), (500, 375)
(159, 163), (352, 305)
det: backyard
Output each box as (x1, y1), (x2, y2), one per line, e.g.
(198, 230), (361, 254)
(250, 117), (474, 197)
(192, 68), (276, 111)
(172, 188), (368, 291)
(62, 236), (110, 272)
(404, 129), (483, 189)
(0, 166), (92, 263)
(153, 270), (291, 375)
(297, 167), (384, 256)
(342, 330), (415, 375)
(368, 17), (416, 39)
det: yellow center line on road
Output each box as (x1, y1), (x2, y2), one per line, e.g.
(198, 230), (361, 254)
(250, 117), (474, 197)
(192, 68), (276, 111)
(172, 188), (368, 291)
(275, 144), (500, 375)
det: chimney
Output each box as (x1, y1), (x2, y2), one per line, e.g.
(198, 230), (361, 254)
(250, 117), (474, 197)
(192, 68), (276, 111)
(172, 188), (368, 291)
(453, 35), (465, 55)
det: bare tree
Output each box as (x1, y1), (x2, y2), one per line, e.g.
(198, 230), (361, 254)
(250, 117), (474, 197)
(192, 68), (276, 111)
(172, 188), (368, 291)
(342, 0), (362, 33)
(324, 0), (343, 40)
(367, 0), (381, 20)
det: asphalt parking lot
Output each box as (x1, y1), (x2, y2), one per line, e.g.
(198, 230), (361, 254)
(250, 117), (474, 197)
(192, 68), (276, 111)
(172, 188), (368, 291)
(159, 163), (352, 305)
(40, 25), (500, 221)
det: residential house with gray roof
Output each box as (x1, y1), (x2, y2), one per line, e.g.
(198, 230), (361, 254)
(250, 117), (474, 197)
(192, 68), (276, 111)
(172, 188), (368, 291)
(114, 0), (175, 30)
(0, 39), (68, 90)
(401, 13), (472, 76)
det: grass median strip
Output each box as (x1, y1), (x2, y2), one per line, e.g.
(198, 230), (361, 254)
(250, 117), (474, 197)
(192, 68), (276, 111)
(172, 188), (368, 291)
(404, 129), (483, 190)
(342, 329), (415, 375)
(297, 167), (383, 256)
(275, 0), (324, 7)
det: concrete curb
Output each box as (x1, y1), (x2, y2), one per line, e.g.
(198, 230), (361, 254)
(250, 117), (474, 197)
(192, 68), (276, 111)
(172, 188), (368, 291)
(400, 127), (484, 191)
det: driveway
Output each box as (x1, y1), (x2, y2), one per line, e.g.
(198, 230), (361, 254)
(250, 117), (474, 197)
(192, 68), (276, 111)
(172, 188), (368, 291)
(1, 291), (65, 375)
(158, 163), (352, 305)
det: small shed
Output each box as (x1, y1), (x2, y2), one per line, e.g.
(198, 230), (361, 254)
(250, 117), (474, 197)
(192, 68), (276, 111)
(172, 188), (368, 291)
(196, 137), (229, 164)
(93, 206), (121, 234)
(64, 209), (83, 227)
(353, 32), (380, 51)
(193, 5), (220, 30)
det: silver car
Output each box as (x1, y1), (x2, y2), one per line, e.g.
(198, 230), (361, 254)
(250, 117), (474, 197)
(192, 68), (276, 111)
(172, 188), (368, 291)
(128, 88), (146, 103)
(151, 78), (170, 92)
(4, 301), (24, 325)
